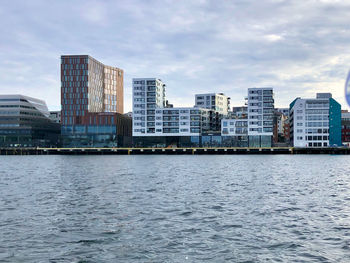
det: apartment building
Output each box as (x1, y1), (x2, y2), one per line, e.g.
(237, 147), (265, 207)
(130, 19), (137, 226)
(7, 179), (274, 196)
(132, 78), (166, 136)
(132, 78), (226, 147)
(195, 93), (230, 115)
(247, 87), (274, 147)
(289, 93), (341, 147)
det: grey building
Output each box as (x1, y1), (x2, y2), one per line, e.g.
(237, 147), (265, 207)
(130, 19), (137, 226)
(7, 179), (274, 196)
(0, 95), (60, 147)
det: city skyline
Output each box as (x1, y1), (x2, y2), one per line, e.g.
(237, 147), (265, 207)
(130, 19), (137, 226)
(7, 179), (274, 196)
(1, 0), (350, 111)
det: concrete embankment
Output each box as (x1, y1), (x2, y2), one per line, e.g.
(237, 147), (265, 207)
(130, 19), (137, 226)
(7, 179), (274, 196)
(1, 147), (350, 155)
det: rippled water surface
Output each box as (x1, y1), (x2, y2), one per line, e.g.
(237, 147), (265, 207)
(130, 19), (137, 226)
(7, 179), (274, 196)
(1, 155), (350, 262)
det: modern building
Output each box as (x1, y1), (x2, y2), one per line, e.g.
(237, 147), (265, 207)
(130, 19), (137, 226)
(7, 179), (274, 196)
(49, 111), (61, 123)
(0, 95), (60, 147)
(61, 112), (131, 147)
(341, 110), (350, 145)
(132, 78), (166, 136)
(133, 107), (212, 147)
(60, 55), (131, 147)
(289, 93), (341, 147)
(220, 88), (274, 147)
(247, 87), (274, 147)
(195, 93), (230, 115)
(132, 78), (227, 147)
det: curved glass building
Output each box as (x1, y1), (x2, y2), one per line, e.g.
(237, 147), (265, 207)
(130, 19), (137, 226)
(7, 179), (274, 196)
(0, 95), (60, 147)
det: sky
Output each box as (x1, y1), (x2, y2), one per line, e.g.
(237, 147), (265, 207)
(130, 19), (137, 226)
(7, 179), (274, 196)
(0, 0), (350, 112)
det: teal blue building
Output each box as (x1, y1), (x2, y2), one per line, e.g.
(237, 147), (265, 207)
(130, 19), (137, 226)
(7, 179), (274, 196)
(289, 93), (341, 148)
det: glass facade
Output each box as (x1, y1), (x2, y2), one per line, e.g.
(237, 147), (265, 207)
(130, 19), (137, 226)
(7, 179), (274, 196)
(0, 95), (60, 147)
(133, 135), (251, 148)
(61, 55), (130, 147)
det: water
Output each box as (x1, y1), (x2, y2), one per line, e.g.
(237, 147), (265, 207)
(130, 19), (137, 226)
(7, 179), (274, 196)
(1, 155), (350, 262)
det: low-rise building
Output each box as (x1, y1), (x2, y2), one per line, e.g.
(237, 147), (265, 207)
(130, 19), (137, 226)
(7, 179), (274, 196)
(61, 112), (132, 147)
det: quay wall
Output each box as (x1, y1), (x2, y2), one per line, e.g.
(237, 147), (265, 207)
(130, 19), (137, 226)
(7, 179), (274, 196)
(1, 147), (350, 155)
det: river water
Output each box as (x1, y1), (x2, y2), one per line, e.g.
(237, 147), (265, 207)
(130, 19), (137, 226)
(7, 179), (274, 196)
(1, 155), (350, 262)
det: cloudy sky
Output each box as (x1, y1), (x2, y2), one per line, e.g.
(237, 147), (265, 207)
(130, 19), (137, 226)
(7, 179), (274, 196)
(0, 0), (349, 112)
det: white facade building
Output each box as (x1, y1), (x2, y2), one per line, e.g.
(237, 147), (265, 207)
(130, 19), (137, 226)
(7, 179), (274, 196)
(195, 93), (230, 115)
(247, 87), (274, 136)
(132, 78), (166, 136)
(247, 88), (274, 147)
(134, 107), (210, 137)
(289, 93), (341, 147)
(132, 78), (211, 137)
(220, 87), (274, 147)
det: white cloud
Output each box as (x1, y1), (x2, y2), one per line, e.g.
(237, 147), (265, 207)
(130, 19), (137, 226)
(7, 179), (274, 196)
(264, 34), (284, 42)
(0, 0), (349, 112)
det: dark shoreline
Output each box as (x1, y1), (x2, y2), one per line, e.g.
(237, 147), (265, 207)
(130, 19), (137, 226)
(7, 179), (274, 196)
(1, 147), (350, 155)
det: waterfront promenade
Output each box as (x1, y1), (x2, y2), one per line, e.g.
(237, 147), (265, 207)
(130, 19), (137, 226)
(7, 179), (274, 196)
(1, 147), (350, 155)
